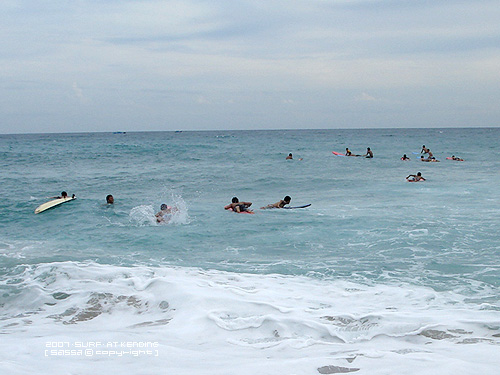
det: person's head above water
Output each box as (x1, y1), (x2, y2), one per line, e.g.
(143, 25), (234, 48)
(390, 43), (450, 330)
(232, 197), (239, 203)
(284, 196), (291, 204)
(160, 203), (168, 210)
(61, 191), (67, 198)
(106, 194), (114, 204)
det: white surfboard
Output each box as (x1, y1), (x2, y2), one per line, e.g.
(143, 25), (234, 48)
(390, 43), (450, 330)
(34, 196), (76, 214)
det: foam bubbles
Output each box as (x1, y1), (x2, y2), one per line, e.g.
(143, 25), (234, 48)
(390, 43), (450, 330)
(128, 194), (190, 226)
(1, 262), (499, 374)
(165, 194), (190, 225)
(129, 205), (156, 226)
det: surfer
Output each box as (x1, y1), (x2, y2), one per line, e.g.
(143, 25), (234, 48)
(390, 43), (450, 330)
(286, 153), (293, 160)
(50, 191), (75, 199)
(225, 197), (253, 213)
(420, 155), (439, 162)
(106, 195), (114, 204)
(51, 191), (68, 199)
(406, 172), (426, 182)
(364, 147), (373, 158)
(261, 196), (291, 209)
(156, 203), (176, 223)
(401, 154), (410, 160)
(451, 155), (464, 161)
(421, 145), (430, 154)
(345, 148), (359, 156)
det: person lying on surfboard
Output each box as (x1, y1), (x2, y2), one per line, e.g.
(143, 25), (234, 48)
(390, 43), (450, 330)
(50, 191), (75, 199)
(420, 155), (440, 162)
(345, 148), (360, 156)
(50, 191), (68, 199)
(406, 172), (426, 182)
(260, 196), (291, 209)
(224, 197), (253, 213)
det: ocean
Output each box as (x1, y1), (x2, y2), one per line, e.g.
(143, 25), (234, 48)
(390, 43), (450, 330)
(1, 128), (499, 374)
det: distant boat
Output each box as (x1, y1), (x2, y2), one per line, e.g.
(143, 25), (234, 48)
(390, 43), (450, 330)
(175, 131), (183, 133)
(113, 131), (127, 134)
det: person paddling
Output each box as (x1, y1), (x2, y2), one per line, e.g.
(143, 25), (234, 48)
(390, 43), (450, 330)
(261, 196), (291, 209)
(225, 197), (253, 213)
(406, 172), (426, 182)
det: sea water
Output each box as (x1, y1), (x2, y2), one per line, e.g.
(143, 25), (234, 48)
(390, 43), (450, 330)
(0, 128), (499, 374)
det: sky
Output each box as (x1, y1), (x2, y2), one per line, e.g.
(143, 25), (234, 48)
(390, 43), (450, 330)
(1, 0), (500, 134)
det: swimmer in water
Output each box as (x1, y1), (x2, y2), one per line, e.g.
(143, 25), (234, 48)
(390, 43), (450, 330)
(364, 147), (373, 158)
(156, 203), (176, 223)
(106, 194), (114, 204)
(401, 154), (410, 160)
(261, 196), (291, 209)
(286, 153), (293, 160)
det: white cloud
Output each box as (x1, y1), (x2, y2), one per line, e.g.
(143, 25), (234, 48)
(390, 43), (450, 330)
(357, 92), (377, 102)
(72, 82), (87, 103)
(196, 95), (210, 104)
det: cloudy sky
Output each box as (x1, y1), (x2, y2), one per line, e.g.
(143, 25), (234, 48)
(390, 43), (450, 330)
(1, 0), (499, 133)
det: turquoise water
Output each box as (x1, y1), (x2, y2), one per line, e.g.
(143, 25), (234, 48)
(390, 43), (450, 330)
(1, 128), (500, 374)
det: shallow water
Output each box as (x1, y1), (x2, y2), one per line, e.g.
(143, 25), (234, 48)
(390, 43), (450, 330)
(1, 128), (499, 374)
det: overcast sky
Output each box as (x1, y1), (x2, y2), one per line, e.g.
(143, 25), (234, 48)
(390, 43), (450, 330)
(1, 0), (499, 134)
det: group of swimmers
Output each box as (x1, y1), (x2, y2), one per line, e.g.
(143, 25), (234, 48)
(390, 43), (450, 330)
(401, 145), (464, 163)
(49, 143), (463, 218)
(107, 195), (176, 223)
(49, 191), (293, 219)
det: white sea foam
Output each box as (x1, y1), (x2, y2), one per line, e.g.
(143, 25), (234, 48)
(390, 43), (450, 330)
(128, 194), (190, 226)
(129, 205), (157, 226)
(166, 194), (190, 225)
(1, 262), (499, 375)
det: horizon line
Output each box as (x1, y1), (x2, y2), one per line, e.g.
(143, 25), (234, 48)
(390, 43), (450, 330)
(1, 125), (499, 137)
